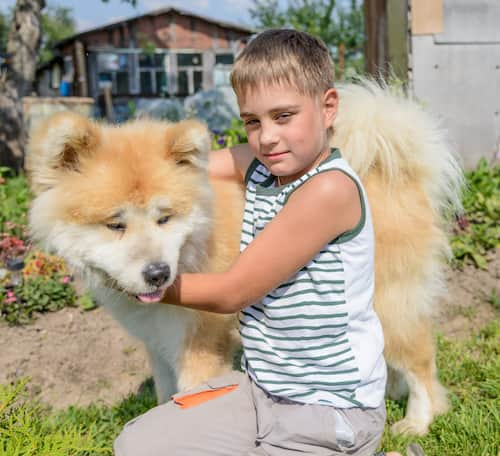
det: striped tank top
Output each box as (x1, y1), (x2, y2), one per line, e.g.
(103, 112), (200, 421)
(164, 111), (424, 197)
(239, 148), (387, 408)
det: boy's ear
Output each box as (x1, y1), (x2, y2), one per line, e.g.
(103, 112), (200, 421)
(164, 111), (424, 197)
(165, 119), (211, 170)
(322, 88), (338, 128)
(26, 111), (100, 194)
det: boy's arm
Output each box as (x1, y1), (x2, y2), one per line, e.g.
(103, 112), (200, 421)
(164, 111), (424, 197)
(165, 170), (362, 313)
(208, 143), (255, 182)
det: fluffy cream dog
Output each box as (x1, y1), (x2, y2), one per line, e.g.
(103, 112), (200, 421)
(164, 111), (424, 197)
(26, 80), (463, 436)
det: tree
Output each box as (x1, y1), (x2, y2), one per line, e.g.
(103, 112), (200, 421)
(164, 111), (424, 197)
(40, 5), (76, 64)
(0, 10), (8, 54)
(249, 0), (364, 80)
(0, 0), (45, 171)
(0, 0), (136, 171)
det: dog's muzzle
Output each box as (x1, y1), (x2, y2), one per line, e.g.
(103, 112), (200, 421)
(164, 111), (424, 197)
(142, 262), (170, 287)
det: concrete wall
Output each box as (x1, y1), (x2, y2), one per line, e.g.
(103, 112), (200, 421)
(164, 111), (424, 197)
(22, 97), (94, 137)
(411, 0), (500, 169)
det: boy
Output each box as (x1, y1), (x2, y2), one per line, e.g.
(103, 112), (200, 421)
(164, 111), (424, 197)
(115, 29), (397, 456)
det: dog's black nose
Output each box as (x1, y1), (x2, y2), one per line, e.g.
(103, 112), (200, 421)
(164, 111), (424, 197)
(142, 262), (170, 287)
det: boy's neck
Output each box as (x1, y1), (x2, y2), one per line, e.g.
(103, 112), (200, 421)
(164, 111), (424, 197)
(275, 147), (331, 186)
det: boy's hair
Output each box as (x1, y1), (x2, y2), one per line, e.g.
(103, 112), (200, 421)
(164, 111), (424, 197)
(230, 29), (335, 99)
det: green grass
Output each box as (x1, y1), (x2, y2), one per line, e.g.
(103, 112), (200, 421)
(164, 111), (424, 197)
(380, 319), (500, 455)
(1, 321), (498, 455)
(0, 378), (156, 455)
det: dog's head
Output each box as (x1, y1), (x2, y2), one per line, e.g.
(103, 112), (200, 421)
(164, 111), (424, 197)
(27, 112), (213, 303)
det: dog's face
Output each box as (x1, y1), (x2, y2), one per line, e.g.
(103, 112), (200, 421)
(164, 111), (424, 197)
(26, 112), (213, 303)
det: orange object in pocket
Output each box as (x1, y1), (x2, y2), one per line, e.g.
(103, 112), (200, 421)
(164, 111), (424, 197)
(173, 384), (238, 409)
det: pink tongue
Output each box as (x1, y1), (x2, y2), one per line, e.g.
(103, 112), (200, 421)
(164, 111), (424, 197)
(137, 291), (163, 303)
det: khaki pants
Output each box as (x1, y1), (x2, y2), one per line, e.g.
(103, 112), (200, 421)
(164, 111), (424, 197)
(114, 371), (385, 456)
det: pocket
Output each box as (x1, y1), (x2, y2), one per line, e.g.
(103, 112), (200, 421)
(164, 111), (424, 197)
(270, 401), (337, 449)
(335, 406), (385, 451)
(171, 371), (244, 409)
(332, 409), (356, 450)
(173, 384), (238, 409)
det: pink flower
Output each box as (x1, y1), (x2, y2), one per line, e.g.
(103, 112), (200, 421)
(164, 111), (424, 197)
(61, 276), (71, 284)
(5, 291), (17, 304)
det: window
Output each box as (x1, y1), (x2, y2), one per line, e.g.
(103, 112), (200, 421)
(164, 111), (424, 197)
(116, 71), (129, 94)
(156, 71), (167, 95)
(97, 52), (132, 94)
(178, 70), (189, 96)
(177, 53), (202, 67)
(194, 71), (203, 92)
(214, 53), (234, 88)
(140, 71), (153, 95)
(98, 72), (112, 84)
(138, 52), (167, 95)
(215, 54), (233, 65)
(175, 52), (204, 96)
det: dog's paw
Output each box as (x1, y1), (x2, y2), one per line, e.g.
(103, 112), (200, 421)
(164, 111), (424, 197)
(432, 384), (450, 416)
(391, 418), (429, 436)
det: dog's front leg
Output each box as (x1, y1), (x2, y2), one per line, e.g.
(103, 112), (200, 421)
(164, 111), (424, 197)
(146, 348), (178, 403)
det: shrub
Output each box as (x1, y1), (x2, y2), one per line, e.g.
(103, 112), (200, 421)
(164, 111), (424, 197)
(0, 167), (31, 239)
(451, 159), (500, 268)
(0, 274), (77, 325)
(211, 118), (247, 150)
(0, 379), (103, 455)
(0, 251), (76, 325)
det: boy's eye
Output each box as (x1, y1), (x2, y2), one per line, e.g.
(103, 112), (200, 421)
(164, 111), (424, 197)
(243, 118), (259, 126)
(106, 222), (126, 231)
(157, 215), (170, 225)
(276, 112), (293, 121)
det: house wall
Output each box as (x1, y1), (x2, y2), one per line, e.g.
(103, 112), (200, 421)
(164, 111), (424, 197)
(411, 0), (500, 168)
(43, 11), (251, 102)
(58, 11), (248, 54)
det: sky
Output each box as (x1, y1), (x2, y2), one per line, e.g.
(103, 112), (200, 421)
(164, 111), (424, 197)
(0, 0), (259, 32)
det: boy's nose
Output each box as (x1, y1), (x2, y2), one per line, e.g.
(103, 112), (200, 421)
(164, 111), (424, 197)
(259, 125), (279, 146)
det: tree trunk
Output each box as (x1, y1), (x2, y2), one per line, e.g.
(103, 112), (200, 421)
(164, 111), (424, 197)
(0, 75), (24, 170)
(7, 0), (45, 97)
(338, 41), (345, 80)
(0, 0), (45, 171)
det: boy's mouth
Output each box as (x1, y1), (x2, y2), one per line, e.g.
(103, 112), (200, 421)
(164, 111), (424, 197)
(265, 151), (289, 160)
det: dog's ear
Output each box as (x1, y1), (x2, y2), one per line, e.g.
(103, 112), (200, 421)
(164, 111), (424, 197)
(165, 119), (211, 170)
(26, 111), (100, 194)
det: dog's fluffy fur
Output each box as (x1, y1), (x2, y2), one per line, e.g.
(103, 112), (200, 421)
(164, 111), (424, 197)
(26, 80), (463, 435)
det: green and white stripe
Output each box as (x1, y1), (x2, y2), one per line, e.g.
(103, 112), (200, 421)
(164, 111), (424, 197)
(239, 149), (387, 408)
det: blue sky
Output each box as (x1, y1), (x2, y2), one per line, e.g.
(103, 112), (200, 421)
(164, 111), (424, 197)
(0, 0), (259, 32)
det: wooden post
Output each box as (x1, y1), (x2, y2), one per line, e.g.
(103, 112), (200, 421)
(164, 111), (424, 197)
(387, 0), (409, 82)
(364, 0), (387, 77)
(102, 84), (114, 123)
(74, 40), (89, 97)
(364, 0), (409, 83)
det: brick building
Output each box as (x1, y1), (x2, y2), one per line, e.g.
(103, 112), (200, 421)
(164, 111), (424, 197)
(37, 7), (254, 100)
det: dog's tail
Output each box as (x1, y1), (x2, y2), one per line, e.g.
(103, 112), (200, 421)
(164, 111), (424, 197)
(332, 78), (464, 220)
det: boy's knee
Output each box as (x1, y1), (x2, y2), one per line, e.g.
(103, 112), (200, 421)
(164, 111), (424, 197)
(113, 428), (131, 456)
(114, 423), (172, 456)
(114, 420), (151, 456)
(113, 412), (173, 456)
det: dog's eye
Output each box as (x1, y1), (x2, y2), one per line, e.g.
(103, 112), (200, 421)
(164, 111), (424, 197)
(157, 215), (170, 225)
(106, 222), (126, 231)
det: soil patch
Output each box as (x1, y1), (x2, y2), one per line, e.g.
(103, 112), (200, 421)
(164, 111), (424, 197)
(1, 250), (498, 410)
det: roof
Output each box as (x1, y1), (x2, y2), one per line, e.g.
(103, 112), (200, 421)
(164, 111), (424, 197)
(55, 6), (255, 49)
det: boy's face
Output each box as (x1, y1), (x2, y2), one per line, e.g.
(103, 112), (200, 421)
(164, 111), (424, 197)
(238, 83), (338, 185)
